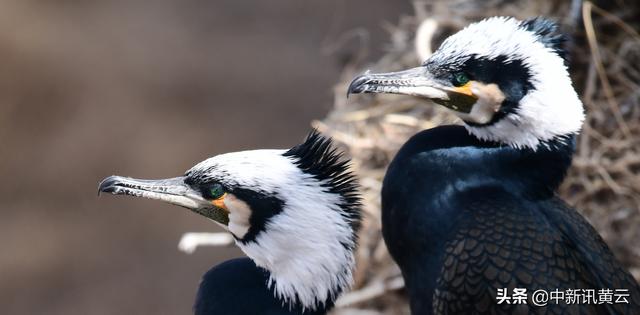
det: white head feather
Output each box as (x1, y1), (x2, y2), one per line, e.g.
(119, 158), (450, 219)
(188, 144), (359, 310)
(431, 17), (584, 149)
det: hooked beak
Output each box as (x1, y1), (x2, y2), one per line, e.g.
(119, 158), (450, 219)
(347, 66), (478, 114)
(98, 175), (229, 225)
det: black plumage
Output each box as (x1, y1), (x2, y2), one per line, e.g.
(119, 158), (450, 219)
(348, 16), (640, 313)
(284, 131), (362, 233)
(520, 17), (568, 61)
(382, 126), (640, 314)
(194, 258), (330, 315)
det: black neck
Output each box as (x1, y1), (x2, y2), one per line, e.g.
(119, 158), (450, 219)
(381, 125), (575, 311)
(195, 258), (332, 315)
(392, 125), (575, 199)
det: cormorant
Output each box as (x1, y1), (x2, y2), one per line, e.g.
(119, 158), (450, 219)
(98, 131), (361, 315)
(348, 17), (640, 314)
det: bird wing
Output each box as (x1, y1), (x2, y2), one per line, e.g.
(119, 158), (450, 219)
(432, 187), (640, 314)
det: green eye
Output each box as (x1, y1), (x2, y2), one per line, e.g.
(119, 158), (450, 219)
(208, 183), (225, 199)
(453, 72), (470, 87)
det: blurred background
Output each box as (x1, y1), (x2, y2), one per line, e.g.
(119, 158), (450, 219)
(0, 1), (412, 314)
(2, 0), (640, 314)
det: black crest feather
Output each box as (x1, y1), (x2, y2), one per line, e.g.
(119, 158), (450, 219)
(283, 130), (362, 234)
(520, 17), (567, 61)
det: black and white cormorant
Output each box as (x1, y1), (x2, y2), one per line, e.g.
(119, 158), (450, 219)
(98, 131), (361, 315)
(348, 17), (640, 314)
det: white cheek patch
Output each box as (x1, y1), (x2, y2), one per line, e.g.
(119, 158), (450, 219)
(455, 82), (505, 124)
(225, 193), (252, 239)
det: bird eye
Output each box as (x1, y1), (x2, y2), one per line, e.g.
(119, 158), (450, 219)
(452, 72), (470, 87)
(207, 183), (225, 200)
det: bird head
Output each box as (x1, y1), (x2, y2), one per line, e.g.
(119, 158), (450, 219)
(99, 131), (361, 309)
(348, 17), (584, 149)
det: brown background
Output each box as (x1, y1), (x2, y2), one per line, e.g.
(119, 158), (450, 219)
(0, 1), (411, 314)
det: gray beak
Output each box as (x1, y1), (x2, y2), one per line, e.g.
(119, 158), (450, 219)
(98, 175), (229, 225)
(347, 66), (478, 114)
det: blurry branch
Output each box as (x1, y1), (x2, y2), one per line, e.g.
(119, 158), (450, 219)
(567, 0), (583, 29)
(589, 3), (640, 41)
(414, 18), (437, 61)
(178, 232), (234, 254)
(582, 1), (631, 138)
(335, 276), (405, 308)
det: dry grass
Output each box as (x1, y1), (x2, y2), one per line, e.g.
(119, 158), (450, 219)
(320, 1), (640, 314)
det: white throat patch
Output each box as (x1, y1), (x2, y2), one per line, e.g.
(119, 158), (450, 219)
(238, 188), (355, 310)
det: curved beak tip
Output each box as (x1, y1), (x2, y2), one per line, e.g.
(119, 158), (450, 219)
(347, 74), (370, 97)
(98, 176), (120, 195)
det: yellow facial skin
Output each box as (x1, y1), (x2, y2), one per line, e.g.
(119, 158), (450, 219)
(453, 82), (474, 97)
(212, 192), (228, 211)
(433, 81), (479, 113)
(208, 192), (252, 239)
